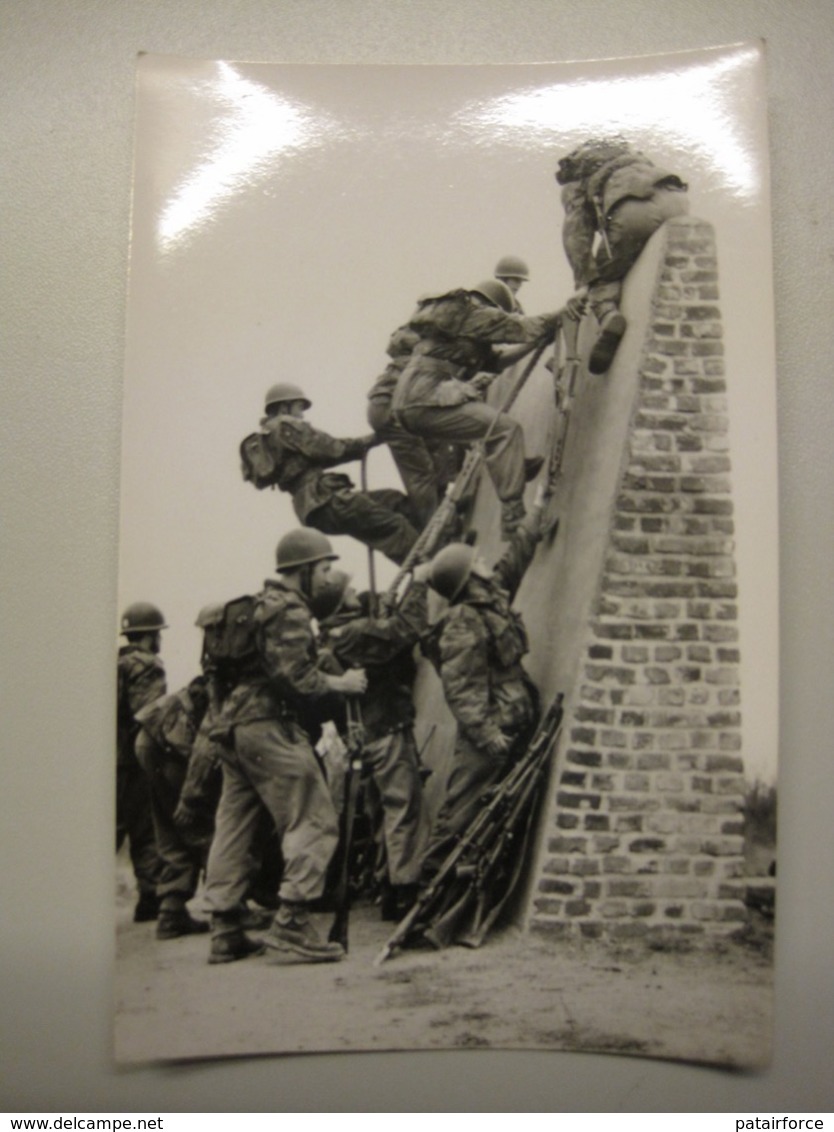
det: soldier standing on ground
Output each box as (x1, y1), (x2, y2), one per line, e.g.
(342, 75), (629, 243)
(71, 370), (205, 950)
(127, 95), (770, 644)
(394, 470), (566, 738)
(244, 383), (420, 565)
(116, 602), (166, 923)
(174, 603), (283, 916)
(391, 281), (565, 540)
(317, 566), (432, 921)
(133, 674), (211, 940)
(417, 487), (548, 885)
(203, 529), (367, 965)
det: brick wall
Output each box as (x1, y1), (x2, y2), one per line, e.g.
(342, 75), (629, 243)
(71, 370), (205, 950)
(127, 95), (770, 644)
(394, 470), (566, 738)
(529, 217), (747, 942)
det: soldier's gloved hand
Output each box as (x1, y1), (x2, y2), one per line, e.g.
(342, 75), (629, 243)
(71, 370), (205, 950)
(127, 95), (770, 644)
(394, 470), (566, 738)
(563, 290), (588, 321)
(331, 667), (368, 696)
(483, 732), (513, 760)
(468, 372), (494, 397)
(412, 561), (433, 585)
(173, 798), (198, 831)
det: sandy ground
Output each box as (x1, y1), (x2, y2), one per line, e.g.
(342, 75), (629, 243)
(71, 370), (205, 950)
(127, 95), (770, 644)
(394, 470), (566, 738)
(114, 863), (774, 1068)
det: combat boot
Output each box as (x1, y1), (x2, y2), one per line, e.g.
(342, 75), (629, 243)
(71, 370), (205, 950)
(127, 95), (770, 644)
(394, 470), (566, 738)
(262, 901), (344, 962)
(380, 882), (419, 923)
(523, 456), (544, 482)
(208, 911), (265, 965)
(239, 902), (275, 931)
(156, 904), (210, 940)
(133, 891), (160, 923)
(588, 311), (627, 375)
(500, 498), (526, 541)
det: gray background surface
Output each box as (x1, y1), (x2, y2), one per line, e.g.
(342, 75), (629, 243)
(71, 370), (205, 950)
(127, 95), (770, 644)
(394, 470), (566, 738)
(2, 0), (832, 1113)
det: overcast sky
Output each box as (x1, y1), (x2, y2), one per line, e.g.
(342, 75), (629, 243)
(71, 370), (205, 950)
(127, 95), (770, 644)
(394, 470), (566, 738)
(119, 47), (778, 779)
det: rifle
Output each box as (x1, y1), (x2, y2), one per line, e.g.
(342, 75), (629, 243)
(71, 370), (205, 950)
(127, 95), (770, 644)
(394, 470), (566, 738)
(328, 698), (365, 953)
(359, 452), (378, 620)
(382, 336), (550, 611)
(374, 693), (564, 965)
(538, 312), (583, 544)
(548, 312), (582, 487)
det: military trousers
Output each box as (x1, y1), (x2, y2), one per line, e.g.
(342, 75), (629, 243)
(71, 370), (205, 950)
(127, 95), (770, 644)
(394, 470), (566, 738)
(205, 717), (339, 912)
(590, 189), (690, 318)
(134, 731), (203, 909)
(307, 487), (419, 566)
(418, 731), (513, 883)
(399, 400), (526, 504)
(362, 729), (426, 886)
(367, 399), (452, 527)
(116, 757), (162, 897)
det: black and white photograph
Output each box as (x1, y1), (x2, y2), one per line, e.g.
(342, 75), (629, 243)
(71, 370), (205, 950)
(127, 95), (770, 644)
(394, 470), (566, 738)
(113, 44), (779, 1067)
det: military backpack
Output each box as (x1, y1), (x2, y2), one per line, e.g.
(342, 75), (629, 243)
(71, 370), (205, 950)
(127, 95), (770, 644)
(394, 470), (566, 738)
(202, 595), (260, 667)
(240, 430), (280, 490)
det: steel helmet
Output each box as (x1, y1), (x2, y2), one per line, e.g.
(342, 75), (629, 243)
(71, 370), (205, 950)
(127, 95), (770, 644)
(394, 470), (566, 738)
(120, 602), (167, 634)
(311, 568), (353, 622)
(194, 602), (225, 629)
(428, 542), (476, 603)
(494, 255), (530, 281)
(275, 528), (338, 572)
(264, 383), (312, 412)
(469, 279), (514, 313)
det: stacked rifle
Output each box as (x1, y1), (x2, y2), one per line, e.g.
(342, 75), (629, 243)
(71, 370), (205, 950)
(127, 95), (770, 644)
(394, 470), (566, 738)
(374, 693), (564, 965)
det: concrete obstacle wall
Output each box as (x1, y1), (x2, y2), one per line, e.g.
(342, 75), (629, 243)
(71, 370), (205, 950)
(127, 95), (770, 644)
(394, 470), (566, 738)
(414, 215), (747, 940)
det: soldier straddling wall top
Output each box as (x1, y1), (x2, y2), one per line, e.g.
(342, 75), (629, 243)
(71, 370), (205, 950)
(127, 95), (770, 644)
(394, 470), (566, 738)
(391, 280), (570, 540)
(556, 138), (689, 374)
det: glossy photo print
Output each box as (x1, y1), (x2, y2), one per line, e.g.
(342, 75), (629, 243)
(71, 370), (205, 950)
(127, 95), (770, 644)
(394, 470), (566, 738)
(115, 45), (778, 1066)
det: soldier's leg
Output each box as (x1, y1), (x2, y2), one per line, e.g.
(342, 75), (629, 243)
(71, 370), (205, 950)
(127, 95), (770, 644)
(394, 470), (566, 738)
(237, 719), (344, 962)
(401, 402), (528, 537)
(204, 751), (267, 915)
(401, 402), (526, 504)
(419, 733), (509, 884)
(309, 490), (419, 566)
(236, 719), (339, 905)
(135, 732), (207, 938)
(368, 401), (441, 527)
(363, 730), (425, 887)
(204, 746), (268, 964)
(598, 189), (690, 282)
(119, 758), (163, 919)
(588, 191), (690, 376)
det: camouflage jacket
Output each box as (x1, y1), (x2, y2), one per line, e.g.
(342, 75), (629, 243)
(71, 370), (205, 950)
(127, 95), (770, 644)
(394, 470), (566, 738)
(214, 577), (334, 735)
(391, 290), (558, 412)
(116, 644), (167, 766)
(424, 519), (540, 749)
(367, 324), (420, 406)
(260, 414), (371, 522)
(133, 676), (209, 761)
(318, 580), (429, 741)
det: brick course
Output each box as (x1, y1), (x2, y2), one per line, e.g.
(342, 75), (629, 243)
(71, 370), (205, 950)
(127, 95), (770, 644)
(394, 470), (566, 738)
(530, 218), (746, 940)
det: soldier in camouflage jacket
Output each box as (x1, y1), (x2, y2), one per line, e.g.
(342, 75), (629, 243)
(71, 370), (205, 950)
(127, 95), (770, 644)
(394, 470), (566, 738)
(203, 530), (367, 964)
(134, 676), (211, 939)
(419, 495), (546, 882)
(259, 383), (420, 565)
(116, 603), (167, 921)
